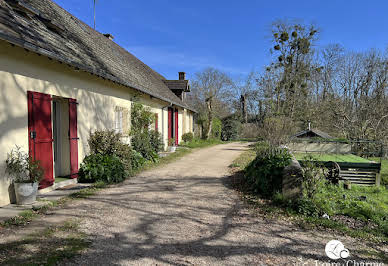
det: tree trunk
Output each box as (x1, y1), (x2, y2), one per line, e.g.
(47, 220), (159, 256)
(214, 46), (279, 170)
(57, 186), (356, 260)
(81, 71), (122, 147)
(206, 98), (213, 139)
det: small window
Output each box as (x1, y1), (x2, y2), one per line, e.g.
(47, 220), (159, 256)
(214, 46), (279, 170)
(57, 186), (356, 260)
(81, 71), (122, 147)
(114, 109), (123, 134)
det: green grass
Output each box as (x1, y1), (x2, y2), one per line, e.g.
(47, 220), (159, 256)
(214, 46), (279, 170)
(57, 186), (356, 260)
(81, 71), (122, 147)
(231, 147), (388, 244)
(0, 220), (89, 265)
(180, 138), (225, 148)
(294, 153), (372, 163)
(229, 148), (256, 169)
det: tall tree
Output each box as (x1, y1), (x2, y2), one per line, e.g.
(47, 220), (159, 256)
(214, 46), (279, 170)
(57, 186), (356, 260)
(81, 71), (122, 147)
(191, 68), (233, 139)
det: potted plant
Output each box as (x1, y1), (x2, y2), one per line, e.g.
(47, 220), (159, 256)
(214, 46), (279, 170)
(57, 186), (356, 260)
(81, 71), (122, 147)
(5, 146), (44, 205)
(168, 138), (176, 152)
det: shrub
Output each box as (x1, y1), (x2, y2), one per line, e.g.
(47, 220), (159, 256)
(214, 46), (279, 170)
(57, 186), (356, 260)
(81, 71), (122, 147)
(131, 132), (159, 162)
(131, 150), (146, 170)
(221, 117), (241, 141)
(182, 133), (194, 142)
(115, 143), (134, 176)
(87, 130), (134, 176)
(79, 154), (125, 183)
(211, 117), (222, 139)
(88, 130), (122, 155)
(130, 102), (160, 161)
(149, 130), (163, 153)
(244, 141), (291, 198)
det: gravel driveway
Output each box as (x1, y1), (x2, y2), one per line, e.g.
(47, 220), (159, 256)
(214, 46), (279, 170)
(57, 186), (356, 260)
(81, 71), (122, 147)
(2, 142), (385, 265)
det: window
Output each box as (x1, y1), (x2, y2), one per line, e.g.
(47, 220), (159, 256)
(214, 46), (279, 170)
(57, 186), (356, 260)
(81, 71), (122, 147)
(114, 108), (123, 134)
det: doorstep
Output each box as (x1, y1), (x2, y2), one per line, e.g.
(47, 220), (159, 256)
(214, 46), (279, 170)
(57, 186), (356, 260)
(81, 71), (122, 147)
(38, 178), (78, 194)
(0, 181), (92, 223)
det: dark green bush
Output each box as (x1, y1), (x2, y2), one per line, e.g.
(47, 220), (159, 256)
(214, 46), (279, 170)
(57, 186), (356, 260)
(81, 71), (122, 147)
(87, 130), (134, 176)
(131, 150), (146, 170)
(211, 118), (222, 139)
(149, 130), (163, 153)
(130, 102), (160, 162)
(115, 143), (133, 176)
(244, 141), (291, 198)
(221, 117), (241, 141)
(131, 132), (159, 162)
(182, 133), (194, 142)
(79, 154), (125, 183)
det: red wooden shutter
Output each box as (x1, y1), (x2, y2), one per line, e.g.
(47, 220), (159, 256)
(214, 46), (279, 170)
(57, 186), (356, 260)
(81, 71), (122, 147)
(69, 99), (78, 178)
(27, 91), (54, 189)
(168, 107), (172, 140)
(155, 113), (158, 131)
(175, 109), (179, 145)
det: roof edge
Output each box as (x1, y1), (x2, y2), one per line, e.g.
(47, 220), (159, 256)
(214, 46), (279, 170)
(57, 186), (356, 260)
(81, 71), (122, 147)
(0, 31), (197, 112)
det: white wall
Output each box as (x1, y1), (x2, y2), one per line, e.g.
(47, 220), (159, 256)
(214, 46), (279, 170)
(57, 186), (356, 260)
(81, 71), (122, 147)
(0, 40), (193, 206)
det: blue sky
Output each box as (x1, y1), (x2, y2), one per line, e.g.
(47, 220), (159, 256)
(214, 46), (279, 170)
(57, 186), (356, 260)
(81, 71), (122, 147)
(54, 0), (388, 80)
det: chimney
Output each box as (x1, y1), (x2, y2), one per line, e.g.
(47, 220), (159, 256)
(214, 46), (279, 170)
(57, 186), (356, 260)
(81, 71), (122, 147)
(103, 33), (114, 41)
(308, 122), (311, 131)
(179, 72), (186, 80)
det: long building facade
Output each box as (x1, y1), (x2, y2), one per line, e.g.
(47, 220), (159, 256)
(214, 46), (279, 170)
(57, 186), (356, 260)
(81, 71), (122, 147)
(0, 0), (195, 206)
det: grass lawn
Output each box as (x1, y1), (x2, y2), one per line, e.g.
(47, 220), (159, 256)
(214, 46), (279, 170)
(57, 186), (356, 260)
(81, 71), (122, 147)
(231, 146), (388, 245)
(294, 152), (372, 163)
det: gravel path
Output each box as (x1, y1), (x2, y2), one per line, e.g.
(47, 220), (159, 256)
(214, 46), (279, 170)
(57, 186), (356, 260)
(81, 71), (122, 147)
(1, 142), (386, 265)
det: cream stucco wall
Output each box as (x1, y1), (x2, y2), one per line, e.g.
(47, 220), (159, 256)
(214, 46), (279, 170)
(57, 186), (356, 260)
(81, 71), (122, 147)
(0, 40), (194, 206)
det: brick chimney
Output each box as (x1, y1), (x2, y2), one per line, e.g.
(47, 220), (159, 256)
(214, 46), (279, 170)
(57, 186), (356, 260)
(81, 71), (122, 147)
(179, 72), (186, 80)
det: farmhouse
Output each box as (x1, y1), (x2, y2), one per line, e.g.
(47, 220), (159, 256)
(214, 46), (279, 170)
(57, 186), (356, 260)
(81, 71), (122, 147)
(0, 0), (195, 206)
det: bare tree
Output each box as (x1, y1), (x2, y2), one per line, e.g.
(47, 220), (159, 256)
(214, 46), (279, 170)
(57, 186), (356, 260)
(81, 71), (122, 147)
(190, 68), (233, 139)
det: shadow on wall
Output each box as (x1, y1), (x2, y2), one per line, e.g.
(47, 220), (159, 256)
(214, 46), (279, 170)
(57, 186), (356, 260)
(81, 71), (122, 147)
(0, 71), (114, 205)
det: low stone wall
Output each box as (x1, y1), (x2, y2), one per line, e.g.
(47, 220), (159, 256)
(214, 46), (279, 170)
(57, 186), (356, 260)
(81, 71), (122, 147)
(288, 142), (351, 154)
(282, 157), (303, 199)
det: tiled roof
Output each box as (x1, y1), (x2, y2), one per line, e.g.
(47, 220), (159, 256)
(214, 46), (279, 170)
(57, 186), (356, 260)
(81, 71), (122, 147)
(0, 0), (195, 111)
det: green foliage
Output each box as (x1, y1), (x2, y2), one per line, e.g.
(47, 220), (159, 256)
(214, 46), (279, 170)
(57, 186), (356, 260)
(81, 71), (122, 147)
(130, 150), (147, 170)
(300, 157), (325, 199)
(221, 117), (241, 141)
(244, 141), (292, 198)
(149, 130), (163, 153)
(5, 146), (44, 183)
(79, 154), (125, 183)
(87, 130), (134, 175)
(88, 130), (122, 155)
(211, 117), (222, 139)
(131, 131), (159, 162)
(130, 102), (161, 162)
(182, 133), (194, 142)
(130, 102), (155, 135)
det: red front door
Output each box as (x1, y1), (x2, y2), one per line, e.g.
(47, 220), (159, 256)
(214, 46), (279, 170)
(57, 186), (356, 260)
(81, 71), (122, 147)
(175, 109), (179, 145)
(69, 99), (78, 178)
(28, 91), (54, 189)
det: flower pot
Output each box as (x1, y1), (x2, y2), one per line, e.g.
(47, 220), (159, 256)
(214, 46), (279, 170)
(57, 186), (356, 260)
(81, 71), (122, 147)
(168, 146), (176, 152)
(14, 182), (38, 205)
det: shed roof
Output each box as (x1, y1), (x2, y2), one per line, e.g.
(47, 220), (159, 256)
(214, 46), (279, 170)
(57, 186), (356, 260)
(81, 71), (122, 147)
(0, 0), (195, 112)
(292, 128), (333, 139)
